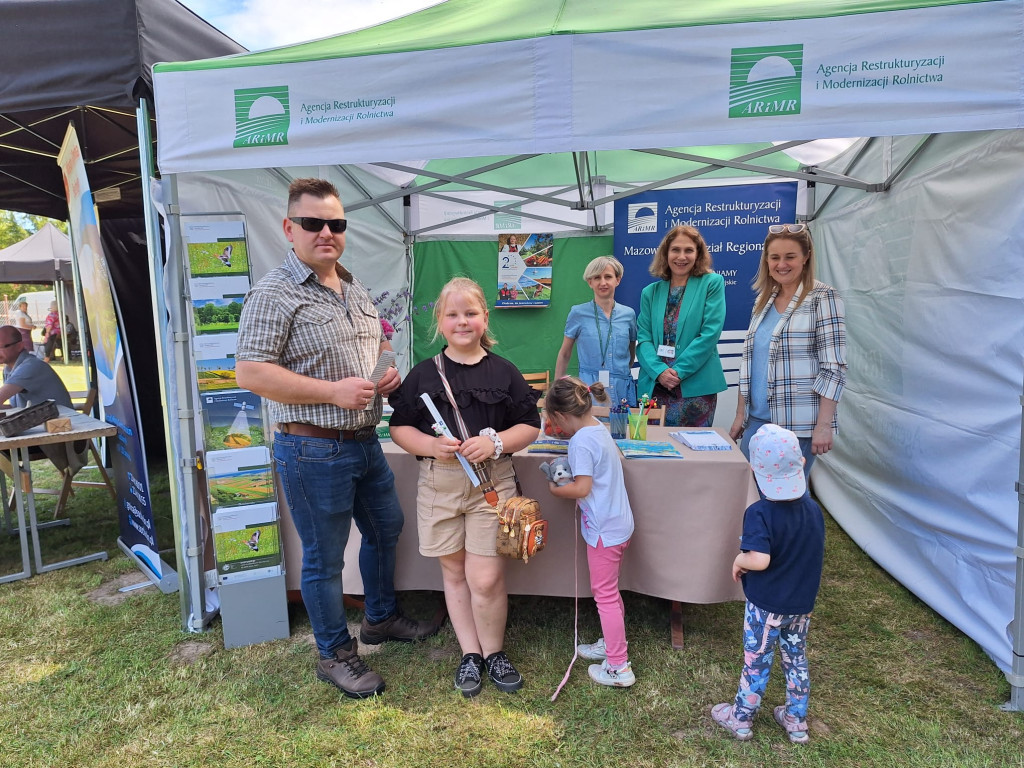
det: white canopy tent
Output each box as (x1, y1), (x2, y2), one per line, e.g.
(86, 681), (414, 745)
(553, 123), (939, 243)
(150, 0), (1024, 702)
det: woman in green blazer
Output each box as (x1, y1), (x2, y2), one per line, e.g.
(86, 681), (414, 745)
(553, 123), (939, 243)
(636, 225), (727, 427)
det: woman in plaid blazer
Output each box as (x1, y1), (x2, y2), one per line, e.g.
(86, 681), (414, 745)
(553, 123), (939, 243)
(729, 224), (847, 475)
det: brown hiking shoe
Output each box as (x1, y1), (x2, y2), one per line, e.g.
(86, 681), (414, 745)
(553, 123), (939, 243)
(360, 611), (438, 644)
(316, 639), (385, 699)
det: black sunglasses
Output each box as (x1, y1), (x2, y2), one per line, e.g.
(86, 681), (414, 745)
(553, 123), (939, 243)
(0, 340), (23, 349)
(289, 217), (347, 233)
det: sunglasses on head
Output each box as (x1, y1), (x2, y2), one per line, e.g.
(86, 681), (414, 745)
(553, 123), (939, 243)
(289, 217), (347, 233)
(767, 223), (807, 235)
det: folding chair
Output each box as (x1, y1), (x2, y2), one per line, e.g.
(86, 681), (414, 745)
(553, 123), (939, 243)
(522, 371), (550, 396)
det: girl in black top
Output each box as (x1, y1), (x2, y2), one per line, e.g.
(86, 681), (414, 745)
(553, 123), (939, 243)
(389, 277), (540, 698)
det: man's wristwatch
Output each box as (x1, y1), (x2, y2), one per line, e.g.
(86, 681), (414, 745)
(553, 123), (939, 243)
(479, 427), (503, 460)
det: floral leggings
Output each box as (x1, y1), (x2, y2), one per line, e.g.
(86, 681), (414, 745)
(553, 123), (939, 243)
(732, 601), (812, 722)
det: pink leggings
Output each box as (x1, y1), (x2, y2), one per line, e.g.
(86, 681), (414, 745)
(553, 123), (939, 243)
(587, 537), (630, 667)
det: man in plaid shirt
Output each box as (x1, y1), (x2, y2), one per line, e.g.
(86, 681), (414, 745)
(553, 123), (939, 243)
(237, 178), (434, 700)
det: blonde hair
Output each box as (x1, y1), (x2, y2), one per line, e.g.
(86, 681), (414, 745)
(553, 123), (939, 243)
(431, 276), (496, 350)
(583, 256), (624, 281)
(544, 376), (609, 419)
(649, 225), (713, 280)
(752, 228), (816, 315)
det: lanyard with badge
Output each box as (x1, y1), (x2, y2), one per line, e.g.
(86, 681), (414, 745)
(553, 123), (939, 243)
(657, 285), (685, 362)
(592, 301), (613, 387)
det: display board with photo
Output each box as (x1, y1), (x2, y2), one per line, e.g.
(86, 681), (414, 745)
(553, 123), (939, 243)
(495, 232), (554, 308)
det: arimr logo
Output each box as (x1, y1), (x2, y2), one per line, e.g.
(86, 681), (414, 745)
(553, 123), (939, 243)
(234, 86), (290, 148)
(627, 202), (657, 234)
(729, 45), (803, 118)
(493, 199), (523, 231)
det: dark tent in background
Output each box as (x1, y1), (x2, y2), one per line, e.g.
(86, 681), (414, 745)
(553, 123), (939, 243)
(0, 223), (72, 282)
(0, 0), (245, 458)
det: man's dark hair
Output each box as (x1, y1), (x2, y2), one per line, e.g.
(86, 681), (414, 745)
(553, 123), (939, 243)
(287, 178), (341, 212)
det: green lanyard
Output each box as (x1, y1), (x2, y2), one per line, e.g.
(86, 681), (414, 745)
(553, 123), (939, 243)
(592, 301), (614, 364)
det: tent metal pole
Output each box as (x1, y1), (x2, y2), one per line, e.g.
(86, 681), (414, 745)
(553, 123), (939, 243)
(350, 155), (541, 212)
(812, 138), (877, 218)
(594, 142), (814, 207)
(374, 162), (571, 207)
(881, 135), (935, 191)
(411, 191), (589, 235)
(336, 165), (404, 235)
(1004, 384), (1024, 711)
(137, 101), (205, 628)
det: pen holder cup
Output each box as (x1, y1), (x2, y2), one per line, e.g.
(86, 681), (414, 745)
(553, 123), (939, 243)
(627, 413), (649, 441)
(609, 411), (628, 440)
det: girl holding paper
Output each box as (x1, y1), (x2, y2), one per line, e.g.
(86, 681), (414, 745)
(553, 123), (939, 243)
(388, 277), (540, 698)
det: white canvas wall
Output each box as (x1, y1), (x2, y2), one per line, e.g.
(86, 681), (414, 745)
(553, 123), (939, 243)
(811, 129), (1024, 671)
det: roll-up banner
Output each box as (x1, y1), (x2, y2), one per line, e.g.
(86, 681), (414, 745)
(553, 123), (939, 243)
(57, 125), (163, 581)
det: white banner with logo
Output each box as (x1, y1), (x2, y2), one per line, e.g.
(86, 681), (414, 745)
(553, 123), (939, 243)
(155, 2), (1022, 173)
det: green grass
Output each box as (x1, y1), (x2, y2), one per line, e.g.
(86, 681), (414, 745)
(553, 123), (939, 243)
(0, 462), (1021, 767)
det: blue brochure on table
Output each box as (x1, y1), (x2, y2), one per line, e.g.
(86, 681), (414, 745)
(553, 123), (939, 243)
(615, 440), (682, 459)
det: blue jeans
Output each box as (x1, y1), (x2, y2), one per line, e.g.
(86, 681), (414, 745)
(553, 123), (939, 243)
(739, 416), (816, 477)
(273, 432), (404, 658)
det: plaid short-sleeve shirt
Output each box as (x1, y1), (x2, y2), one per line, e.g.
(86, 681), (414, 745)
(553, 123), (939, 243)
(236, 250), (384, 430)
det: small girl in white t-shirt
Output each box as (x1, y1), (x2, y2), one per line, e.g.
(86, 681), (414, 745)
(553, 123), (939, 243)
(544, 376), (636, 687)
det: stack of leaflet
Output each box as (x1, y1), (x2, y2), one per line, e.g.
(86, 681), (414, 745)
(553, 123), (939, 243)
(669, 430), (733, 451)
(527, 437), (569, 454)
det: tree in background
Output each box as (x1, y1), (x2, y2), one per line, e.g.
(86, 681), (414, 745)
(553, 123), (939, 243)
(0, 210), (68, 298)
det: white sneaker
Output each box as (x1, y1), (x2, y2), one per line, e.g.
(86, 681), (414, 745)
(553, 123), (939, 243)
(576, 637), (607, 660)
(588, 660), (635, 687)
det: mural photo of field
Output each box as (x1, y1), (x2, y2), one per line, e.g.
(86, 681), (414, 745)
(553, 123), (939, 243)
(188, 239), (250, 278)
(209, 467), (274, 510)
(196, 357), (237, 392)
(206, 424), (264, 449)
(213, 524), (282, 568)
(193, 298), (243, 335)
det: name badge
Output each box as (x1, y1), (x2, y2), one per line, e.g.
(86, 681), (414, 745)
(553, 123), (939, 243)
(597, 369), (610, 387)
(657, 344), (676, 358)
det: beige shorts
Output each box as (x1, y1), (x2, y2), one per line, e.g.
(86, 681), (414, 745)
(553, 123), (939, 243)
(416, 455), (517, 557)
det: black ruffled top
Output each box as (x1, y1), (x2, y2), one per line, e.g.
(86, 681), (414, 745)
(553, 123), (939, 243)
(388, 349), (541, 438)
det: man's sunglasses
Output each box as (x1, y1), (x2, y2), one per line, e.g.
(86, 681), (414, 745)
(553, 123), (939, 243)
(289, 217), (348, 233)
(767, 223), (807, 235)
(0, 340), (23, 349)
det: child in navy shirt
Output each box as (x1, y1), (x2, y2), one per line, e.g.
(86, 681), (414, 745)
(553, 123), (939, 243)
(712, 424), (825, 745)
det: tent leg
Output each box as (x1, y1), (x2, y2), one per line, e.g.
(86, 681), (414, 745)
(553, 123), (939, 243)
(1004, 385), (1024, 712)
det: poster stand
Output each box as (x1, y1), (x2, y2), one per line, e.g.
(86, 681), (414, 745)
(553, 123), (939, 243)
(180, 212), (289, 648)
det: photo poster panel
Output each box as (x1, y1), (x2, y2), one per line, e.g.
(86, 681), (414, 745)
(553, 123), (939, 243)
(182, 214), (281, 585)
(206, 446), (275, 512)
(495, 232), (554, 308)
(613, 182), (799, 331)
(211, 502), (283, 585)
(57, 125), (161, 579)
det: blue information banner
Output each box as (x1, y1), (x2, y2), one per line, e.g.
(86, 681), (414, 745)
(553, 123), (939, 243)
(613, 182), (798, 331)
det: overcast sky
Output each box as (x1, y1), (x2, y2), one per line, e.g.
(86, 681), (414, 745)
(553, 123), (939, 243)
(180, 0), (441, 51)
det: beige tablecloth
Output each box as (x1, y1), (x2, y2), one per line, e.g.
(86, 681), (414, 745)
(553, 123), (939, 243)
(280, 426), (757, 604)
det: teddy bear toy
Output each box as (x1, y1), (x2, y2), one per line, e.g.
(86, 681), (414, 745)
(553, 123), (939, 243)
(539, 457), (574, 486)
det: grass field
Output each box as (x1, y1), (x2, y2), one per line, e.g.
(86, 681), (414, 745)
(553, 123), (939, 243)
(2, 370), (1021, 766)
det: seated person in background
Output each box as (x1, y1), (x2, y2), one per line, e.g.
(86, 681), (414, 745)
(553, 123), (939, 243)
(0, 325), (73, 408)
